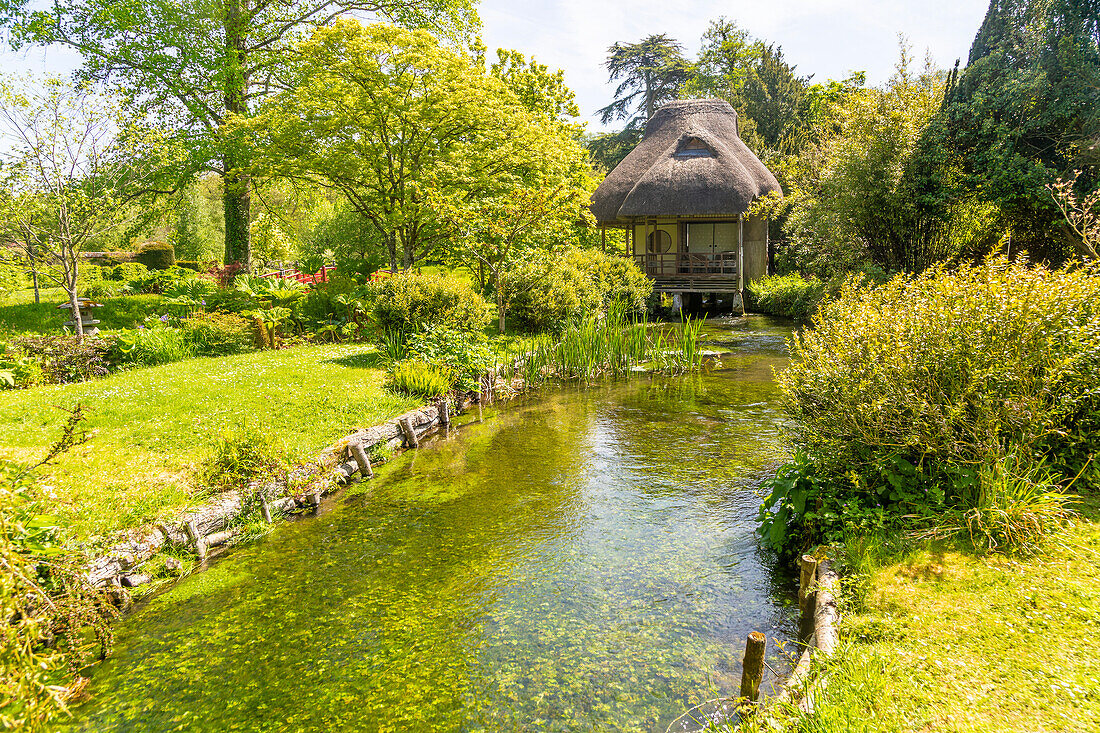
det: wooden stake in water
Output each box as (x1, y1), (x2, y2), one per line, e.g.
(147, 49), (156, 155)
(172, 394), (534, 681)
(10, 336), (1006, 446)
(349, 439), (374, 479)
(740, 631), (767, 703)
(260, 496), (273, 523)
(184, 520), (207, 561)
(439, 398), (450, 428)
(800, 554), (819, 641)
(399, 417), (419, 448)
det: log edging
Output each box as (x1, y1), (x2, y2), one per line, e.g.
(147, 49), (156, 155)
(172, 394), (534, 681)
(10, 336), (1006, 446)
(85, 398), (452, 590)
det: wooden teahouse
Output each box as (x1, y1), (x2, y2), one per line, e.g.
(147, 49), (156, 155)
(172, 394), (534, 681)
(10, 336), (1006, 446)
(591, 99), (782, 312)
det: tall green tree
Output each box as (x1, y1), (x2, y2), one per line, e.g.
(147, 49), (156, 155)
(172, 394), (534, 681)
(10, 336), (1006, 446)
(597, 34), (692, 129)
(6, 0), (479, 268)
(928, 0), (1100, 260)
(243, 20), (592, 273)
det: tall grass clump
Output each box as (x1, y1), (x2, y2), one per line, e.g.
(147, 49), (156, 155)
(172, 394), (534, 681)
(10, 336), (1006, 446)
(385, 360), (452, 398)
(512, 305), (704, 385)
(760, 256), (1100, 555)
(745, 273), (826, 320)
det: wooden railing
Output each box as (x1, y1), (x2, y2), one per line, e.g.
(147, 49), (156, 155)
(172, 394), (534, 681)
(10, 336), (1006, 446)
(630, 251), (739, 279)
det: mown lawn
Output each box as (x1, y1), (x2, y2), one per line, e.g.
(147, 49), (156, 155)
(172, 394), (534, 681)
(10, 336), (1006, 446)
(800, 501), (1100, 732)
(0, 343), (419, 539)
(0, 286), (165, 335)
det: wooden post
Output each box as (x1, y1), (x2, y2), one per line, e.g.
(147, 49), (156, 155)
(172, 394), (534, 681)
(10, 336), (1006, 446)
(349, 439), (374, 479)
(476, 402), (483, 423)
(439, 398), (450, 428)
(260, 496), (273, 523)
(398, 417), (419, 448)
(740, 631), (767, 703)
(799, 554), (819, 641)
(184, 521), (207, 561)
(307, 492), (321, 511)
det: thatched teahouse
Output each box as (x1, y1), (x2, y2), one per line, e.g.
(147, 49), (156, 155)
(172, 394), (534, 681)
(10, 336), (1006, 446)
(591, 99), (782, 310)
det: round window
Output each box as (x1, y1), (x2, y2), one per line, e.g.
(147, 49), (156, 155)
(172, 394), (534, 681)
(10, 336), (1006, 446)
(646, 230), (672, 254)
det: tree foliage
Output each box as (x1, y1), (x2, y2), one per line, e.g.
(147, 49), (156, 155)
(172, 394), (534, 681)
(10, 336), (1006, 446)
(597, 34), (693, 130)
(925, 0), (1100, 261)
(7, 0), (480, 266)
(0, 76), (170, 340)
(244, 20), (593, 277)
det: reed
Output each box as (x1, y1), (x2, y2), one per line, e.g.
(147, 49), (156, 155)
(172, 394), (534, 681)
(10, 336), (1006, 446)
(507, 304), (704, 386)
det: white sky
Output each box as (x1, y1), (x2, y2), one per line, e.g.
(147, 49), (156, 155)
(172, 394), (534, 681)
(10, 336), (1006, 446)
(2, 0), (991, 131)
(479, 0), (991, 130)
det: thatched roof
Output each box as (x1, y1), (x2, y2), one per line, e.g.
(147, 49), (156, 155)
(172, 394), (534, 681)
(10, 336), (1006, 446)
(590, 99), (782, 224)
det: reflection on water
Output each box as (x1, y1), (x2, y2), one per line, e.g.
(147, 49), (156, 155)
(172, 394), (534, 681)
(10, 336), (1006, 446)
(60, 316), (798, 733)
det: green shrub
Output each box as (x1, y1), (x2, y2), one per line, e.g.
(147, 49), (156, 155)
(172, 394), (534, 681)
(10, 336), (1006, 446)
(759, 257), (1100, 554)
(128, 266), (197, 295)
(405, 325), (493, 391)
(205, 287), (258, 314)
(109, 320), (195, 367)
(83, 280), (133, 300)
(135, 241), (176, 270)
(10, 335), (111, 384)
(385, 359), (453, 398)
(0, 254), (27, 295)
(364, 272), (492, 336)
(110, 262), (149, 282)
(175, 260), (204, 272)
(506, 249), (652, 333)
(0, 340), (43, 388)
(77, 264), (105, 285)
(746, 273), (826, 320)
(180, 312), (254, 357)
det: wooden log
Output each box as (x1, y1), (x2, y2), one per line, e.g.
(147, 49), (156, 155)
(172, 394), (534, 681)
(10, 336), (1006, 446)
(799, 554), (819, 641)
(814, 560), (840, 657)
(398, 417), (419, 448)
(349, 439), (374, 479)
(740, 631), (767, 703)
(184, 520), (207, 561)
(307, 492), (321, 510)
(204, 530), (235, 548)
(439, 398), (450, 427)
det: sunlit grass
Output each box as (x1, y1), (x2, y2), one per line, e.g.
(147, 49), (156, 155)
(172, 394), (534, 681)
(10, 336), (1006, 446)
(0, 342), (419, 538)
(786, 504), (1100, 732)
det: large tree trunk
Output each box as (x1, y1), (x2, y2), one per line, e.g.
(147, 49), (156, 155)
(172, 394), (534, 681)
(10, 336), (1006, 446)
(222, 0), (251, 267)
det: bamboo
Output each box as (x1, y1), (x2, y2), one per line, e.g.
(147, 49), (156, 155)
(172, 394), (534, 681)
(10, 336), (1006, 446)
(398, 417), (419, 448)
(349, 439), (374, 479)
(799, 554), (819, 641)
(740, 631), (767, 703)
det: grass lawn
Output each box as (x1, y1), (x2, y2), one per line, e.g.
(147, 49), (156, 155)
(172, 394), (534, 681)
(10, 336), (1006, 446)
(802, 499), (1100, 732)
(0, 343), (419, 539)
(1, 286), (164, 335)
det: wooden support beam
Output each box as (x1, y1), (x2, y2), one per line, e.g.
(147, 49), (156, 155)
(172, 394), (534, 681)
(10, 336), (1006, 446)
(349, 439), (374, 479)
(799, 554), (819, 641)
(184, 520), (207, 561)
(740, 631), (767, 703)
(398, 417), (419, 448)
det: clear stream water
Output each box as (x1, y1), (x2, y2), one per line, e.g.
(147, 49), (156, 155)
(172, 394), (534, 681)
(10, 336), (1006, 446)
(60, 316), (798, 733)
